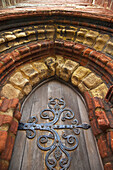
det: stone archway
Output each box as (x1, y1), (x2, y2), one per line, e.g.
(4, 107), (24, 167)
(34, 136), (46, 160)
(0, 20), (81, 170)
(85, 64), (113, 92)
(0, 54), (112, 169)
(0, 8), (113, 169)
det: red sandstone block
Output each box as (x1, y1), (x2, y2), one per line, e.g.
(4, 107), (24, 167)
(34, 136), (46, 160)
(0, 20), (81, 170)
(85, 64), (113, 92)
(0, 131), (8, 153)
(104, 99), (112, 110)
(64, 41), (74, 53)
(95, 110), (110, 130)
(0, 99), (2, 108)
(0, 99), (10, 112)
(17, 102), (21, 112)
(0, 115), (13, 126)
(107, 131), (113, 153)
(18, 46), (31, 58)
(14, 110), (21, 121)
(6, 60), (14, 70)
(9, 119), (18, 135)
(36, 41), (49, 52)
(90, 119), (102, 136)
(39, 40), (50, 48)
(102, 75), (112, 85)
(80, 58), (89, 66)
(0, 66), (5, 74)
(99, 54), (111, 64)
(48, 41), (54, 49)
(89, 51), (100, 60)
(105, 85), (113, 104)
(27, 42), (40, 52)
(55, 40), (64, 46)
(73, 44), (86, 55)
(11, 50), (21, 61)
(0, 134), (15, 161)
(1, 54), (13, 64)
(97, 134), (111, 158)
(0, 98), (19, 112)
(64, 41), (74, 48)
(107, 62), (113, 70)
(0, 61), (3, 68)
(104, 162), (113, 170)
(105, 66), (113, 77)
(88, 110), (95, 120)
(96, 60), (105, 69)
(83, 48), (94, 58)
(89, 24), (97, 29)
(8, 98), (19, 109)
(106, 111), (113, 128)
(71, 21), (79, 26)
(0, 160), (9, 170)
(93, 97), (104, 109)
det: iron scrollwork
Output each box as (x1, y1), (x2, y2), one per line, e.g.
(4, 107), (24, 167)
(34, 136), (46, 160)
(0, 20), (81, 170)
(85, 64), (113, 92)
(18, 98), (90, 170)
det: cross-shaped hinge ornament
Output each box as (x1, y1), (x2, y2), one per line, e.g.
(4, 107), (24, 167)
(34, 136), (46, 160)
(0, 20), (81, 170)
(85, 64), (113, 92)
(18, 98), (90, 170)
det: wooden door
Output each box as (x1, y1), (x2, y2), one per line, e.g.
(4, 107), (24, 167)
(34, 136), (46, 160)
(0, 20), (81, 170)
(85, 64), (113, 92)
(9, 79), (103, 170)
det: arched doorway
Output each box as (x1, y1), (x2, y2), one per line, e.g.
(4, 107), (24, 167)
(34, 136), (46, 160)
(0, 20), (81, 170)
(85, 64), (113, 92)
(9, 79), (103, 170)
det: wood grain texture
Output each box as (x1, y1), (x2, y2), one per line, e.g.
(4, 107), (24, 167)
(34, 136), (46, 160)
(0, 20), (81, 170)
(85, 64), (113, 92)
(9, 80), (104, 170)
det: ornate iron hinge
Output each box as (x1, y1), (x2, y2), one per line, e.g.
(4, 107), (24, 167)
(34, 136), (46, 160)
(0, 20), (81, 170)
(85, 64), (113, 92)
(18, 98), (90, 170)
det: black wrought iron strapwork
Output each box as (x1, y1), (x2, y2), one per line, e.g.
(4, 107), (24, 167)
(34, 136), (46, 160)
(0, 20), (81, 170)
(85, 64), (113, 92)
(18, 98), (90, 170)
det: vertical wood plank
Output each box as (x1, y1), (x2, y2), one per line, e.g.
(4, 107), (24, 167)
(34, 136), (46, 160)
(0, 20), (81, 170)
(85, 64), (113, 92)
(21, 83), (48, 170)
(9, 92), (35, 170)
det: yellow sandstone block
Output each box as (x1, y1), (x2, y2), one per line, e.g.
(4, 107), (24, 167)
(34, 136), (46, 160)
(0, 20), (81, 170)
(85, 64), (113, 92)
(20, 64), (38, 79)
(84, 30), (99, 47)
(82, 73), (102, 89)
(78, 82), (89, 93)
(13, 29), (22, 33)
(94, 34), (110, 51)
(26, 30), (36, 35)
(71, 66), (91, 86)
(45, 57), (56, 76)
(37, 29), (45, 40)
(33, 62), (49, 80)
(1, 84), (22, 99)
(104, 40), (113, 56)
(15, 32), (26, 38)
(56, 55), (65, 77)
(60, 60), (79, 81)
(76, 28), (88, 43)
(91, 83), (108, 98)
(0, 38), (5, 44)
(56, 25), (65, 39)
(5, 34), (16, 41)
(0, 44), (8, 52)
(65, 27), (78, 41)
(9, 72), (29, 88)
(23, 84), (32, 95)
